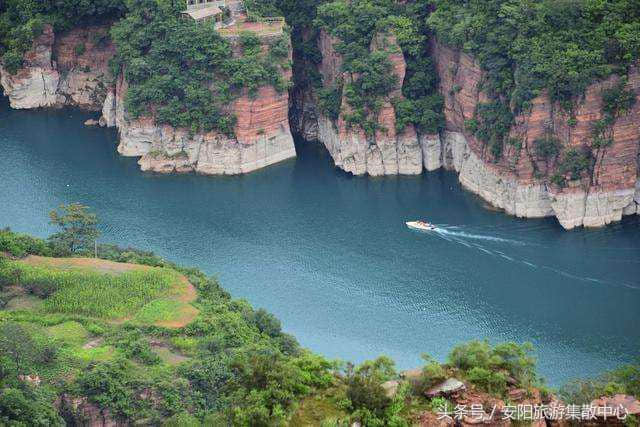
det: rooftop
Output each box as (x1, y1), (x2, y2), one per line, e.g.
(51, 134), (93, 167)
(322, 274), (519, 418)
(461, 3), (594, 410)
(182, 5), (223, 21)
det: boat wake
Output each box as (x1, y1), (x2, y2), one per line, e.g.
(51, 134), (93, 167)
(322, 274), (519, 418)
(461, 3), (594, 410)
(429, 226), (640, 291)
(434, 227), (526, 245)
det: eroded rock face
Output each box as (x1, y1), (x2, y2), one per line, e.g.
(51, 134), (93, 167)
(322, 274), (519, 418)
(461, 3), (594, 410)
(110, 38), (296, 175)
(57, 394), (122, 427)
(315, 30), (425, 176)
(0, 25), (61, 109)
(0, 24), (114, 110)
(1, 25), (296, 176)
(431, 41), (640, 229)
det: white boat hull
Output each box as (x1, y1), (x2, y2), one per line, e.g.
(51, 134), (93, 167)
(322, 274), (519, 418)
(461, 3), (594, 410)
(406, 221), (437, 231)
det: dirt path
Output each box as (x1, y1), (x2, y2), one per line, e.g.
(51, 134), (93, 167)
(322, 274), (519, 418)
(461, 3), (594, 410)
(24, 255), (151, 274)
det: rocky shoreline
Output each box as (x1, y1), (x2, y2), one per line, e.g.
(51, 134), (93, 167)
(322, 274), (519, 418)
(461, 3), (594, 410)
(0, 24), (296, 176)
(2, 24), (639, 229)
(292, 30), (640, 230)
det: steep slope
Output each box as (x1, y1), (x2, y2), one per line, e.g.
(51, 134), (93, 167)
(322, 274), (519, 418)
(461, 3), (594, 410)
(0, 24), (296, 175)
(432, 41), (640, 229)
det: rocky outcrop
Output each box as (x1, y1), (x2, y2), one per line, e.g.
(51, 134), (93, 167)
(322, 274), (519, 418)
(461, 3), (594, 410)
(298, 35), (640, 228)
(0, 24), (114, 110)
(108, 37), (296, 175)
(315, 31), (425, 176)
(57, 394), (122, 427)
(1, 24), (296, 175)
(430, 41), (640, 229)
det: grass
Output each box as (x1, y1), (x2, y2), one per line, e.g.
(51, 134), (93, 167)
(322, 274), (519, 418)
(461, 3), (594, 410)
(151, 344), (190, 366)
(134, 299), (197, 327)
(290, 395), (347, 426)
(44, 268), (178, 318)
(47, 321), (88, 346)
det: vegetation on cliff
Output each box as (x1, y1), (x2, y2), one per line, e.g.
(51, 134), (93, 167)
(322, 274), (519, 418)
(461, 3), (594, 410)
(0, 0), (292, 137)
(428, 0), (640, 108)
(428, 0), (640, 160)
(0, 0), (125, 74)
(110, 0), (291, 135)
(314, 0), (444, 136)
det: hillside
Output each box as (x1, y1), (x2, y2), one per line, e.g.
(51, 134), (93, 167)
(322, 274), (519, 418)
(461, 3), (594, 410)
(1, 228), (639, 426)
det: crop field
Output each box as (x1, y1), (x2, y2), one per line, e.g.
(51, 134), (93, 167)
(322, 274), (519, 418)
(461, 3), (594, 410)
(0, 256), (200, 384)
(0, 257), (198, 326)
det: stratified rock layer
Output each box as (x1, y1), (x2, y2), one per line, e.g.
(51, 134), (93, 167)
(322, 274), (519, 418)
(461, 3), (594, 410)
(432, 41), (640, 229)
(0, 25), (114, 110)
(315, 31), (425, 176)
(0, 25), (296, 175)
(111, 71), (296, 175)
(304, 35), (640, 228)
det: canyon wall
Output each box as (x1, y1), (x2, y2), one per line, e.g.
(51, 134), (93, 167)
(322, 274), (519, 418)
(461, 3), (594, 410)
(314, 30), (441, 176)
(302, 31), (640, 228)
(432, 41), (640, 229)
(0, 25), (296, 175)
(0, 25), (114, 111)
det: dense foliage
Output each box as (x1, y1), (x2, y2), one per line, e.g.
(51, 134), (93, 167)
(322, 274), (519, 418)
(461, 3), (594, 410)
(110, 0), (291, 135)
(314, 0), (444, 135)
(1, 0), (291, 136)
(428, 0), (640, 160)
(428, 0), (640, 108)
(1, 225), (640, 425)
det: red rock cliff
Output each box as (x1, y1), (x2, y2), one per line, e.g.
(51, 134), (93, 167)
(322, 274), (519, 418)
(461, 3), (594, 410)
(315, 30), (439, 176)
(0, 24), (114, 110)
(111, 34), (296, 175)
(432, 40), (640, 228)
(0, 25), (296, 175)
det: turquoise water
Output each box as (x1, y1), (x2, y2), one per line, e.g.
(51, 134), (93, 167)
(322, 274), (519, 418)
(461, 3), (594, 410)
(0, 99), (639, 385)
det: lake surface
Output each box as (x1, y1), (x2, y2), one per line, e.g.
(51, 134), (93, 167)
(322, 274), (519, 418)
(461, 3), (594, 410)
(1, 98), (639, 385)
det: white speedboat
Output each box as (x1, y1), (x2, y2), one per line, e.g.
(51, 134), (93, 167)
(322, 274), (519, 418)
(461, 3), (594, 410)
(406, 221), (437, 231)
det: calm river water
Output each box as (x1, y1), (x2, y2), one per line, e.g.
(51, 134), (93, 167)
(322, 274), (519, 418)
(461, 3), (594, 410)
(1, 99), (638, 385)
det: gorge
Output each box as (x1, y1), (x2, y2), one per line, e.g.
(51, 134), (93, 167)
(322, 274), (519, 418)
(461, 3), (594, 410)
(1, 1), (640, 423)
(1, 95), (640, 387)
(2, 1), (640, 231)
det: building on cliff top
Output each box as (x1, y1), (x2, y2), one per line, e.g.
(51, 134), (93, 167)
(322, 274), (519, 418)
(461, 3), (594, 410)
(182, 0), (231, 27)
(183, 0), (284, 37)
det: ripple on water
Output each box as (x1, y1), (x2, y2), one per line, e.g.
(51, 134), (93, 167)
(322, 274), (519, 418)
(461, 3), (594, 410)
(0, 100), (639, 385)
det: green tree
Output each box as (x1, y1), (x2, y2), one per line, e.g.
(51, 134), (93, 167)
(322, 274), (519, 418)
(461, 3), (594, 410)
(345, 356), (396, 423)
(0, 387), (63, 426)
(0, 322), (37, 376)
(48, 203), (100, 254)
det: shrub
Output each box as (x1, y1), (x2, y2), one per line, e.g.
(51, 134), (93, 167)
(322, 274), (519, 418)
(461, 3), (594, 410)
(419, 354), (447, 391)
(535, 135), (561, 159)
(466, 367), (507, 396)
(0, 387), (63, 426)
(162, 412), (200, 427)
(472, 101), (514, 160)
(74, 43), (86, 56)
(317, 86), (343, 121)
(557, 148), (592, 180)
(448, 341), (538, 394)
(602, 79), (637, 118)
(0, 229), (51, 258)
(2, 51), (24, 75)
(345, 357), (395, 418)
(77, 359), (144, 419)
